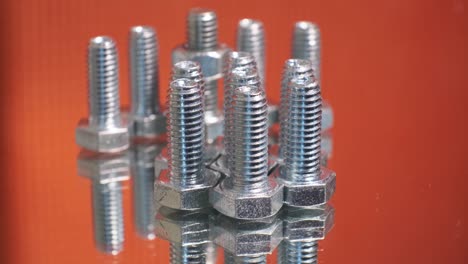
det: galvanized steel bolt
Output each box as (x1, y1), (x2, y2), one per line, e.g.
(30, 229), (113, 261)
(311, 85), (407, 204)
(278, 241), (318, 264)
(277, 77), (336, 207)
(237, 19), (266, 83)
(211, 86), (283, 219)
(172, 8), (230, 143)
(128, 26), (166, 137)
(155, 78), (220, 210)
(225, 254), (268, 264)
(76, 36), (129, 153)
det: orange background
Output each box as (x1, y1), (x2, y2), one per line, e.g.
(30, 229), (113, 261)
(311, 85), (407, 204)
(0, 0), (467, 263)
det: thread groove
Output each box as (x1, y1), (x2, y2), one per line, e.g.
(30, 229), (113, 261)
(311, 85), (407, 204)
(170, 243), (207, 264)
(187, 8), (218, 51)
(279, 241), (318, 264)
(237, 19), (266, 82)
(292, 22), (321, 83)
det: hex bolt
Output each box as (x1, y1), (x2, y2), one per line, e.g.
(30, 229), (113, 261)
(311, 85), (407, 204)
(76, 36), (129, 153)
(77, 150), (130, 255)
(211, 86), (283, 219)
(128, 26), (166, 137)
(223, 66), (261, 173)
(172, 8), (230, 143)
(225, 253), (267, 264)
(278, 241), (318, 264)
(279, 59), (314, 159)
(130, 141), (165, 240)
(237, 19), (266, 83)
(292, 21), (333, 133)
(277, 77), (336, 207)
(155, 78), (220, 210)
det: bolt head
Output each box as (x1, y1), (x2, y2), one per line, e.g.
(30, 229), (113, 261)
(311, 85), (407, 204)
(127, 112), (167, 138)
(211, 213), (283, 256)
(155, 206), (213, 246)
(77, 150), (130, 183)
(278, 167), (336, 208)
(155, 169), (221, 210)
(282, 204), (335, 242)
(75, 119), (129, 153)
(210, 173), (284, 219)
(172, 44), (230, 81)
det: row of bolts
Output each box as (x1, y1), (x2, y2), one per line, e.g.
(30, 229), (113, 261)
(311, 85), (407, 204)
(75, 8), (335, 263)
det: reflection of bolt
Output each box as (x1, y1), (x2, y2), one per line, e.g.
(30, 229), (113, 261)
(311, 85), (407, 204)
(129, 26), (166, 138)
(278, 241), (318, 264)
(76, 37), (129, 153)
(77, 150), (129, 255)
(225, 253), (267, 264)
(131, 141), (165, 240)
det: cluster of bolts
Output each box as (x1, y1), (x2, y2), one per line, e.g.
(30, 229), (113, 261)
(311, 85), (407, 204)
(75, 7), (336, 263)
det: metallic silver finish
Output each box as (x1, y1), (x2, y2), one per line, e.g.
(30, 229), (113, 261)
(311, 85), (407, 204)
(172, 8), (230, 143)
(278, 241), (318, 264)
(278, 77), (336, 207)
(292, 22), (333, 132)
(237, 19), (266, 82)
(77, 150), (130, 255)
(211, 213), (283, 257)
(155, 78), (220, 210)
(76, 36), (129, 153)
(211, 86), (283, 219)
(130, 140), (165, 240)
(156, 207), (217, 263)
(129, 26), (166, 137)
(225, 253), (267, 264)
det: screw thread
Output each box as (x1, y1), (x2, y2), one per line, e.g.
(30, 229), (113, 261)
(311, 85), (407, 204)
(170, 243), (207, 264)
(228, 86), (269, 192)
(167, 78), (205, 187)
(204, 80), (219, 116)
(223, 51), (257, 78)
(172, 60), (205, 103)
(92, 181), (124, 255)
(292, 22), (321, 83)
(224, 67), (261, 176)
(187, 8), (218, 51)
(279, 241), (318, 264)
(237, 19), (266, 82)
(279, 59), (314, 158)
(225, 253), (267, 264)
(88, 36), (121, 128)
(281, 77), (322, 183)
(130, 26), (160, 117)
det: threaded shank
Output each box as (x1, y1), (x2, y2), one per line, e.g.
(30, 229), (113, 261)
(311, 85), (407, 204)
(228, 86), (269, 192)
(223, 51), (257, 78)
(130, 26), (160, 116)
(187, 8), (218, 51)
(279, 59), (314, 158)
(88, 36), (121, 128)
(292, 22), (321, 83)
(170, 243), (207, 264)
(282, 77), (322, 183)
(279, 241), (318, 264)
(225, 253), (267, 264)
(224, 67), (261, 173)
(237, 19), (266, 82)
(167, 78), (205, 186)
(92, 181), (124, 255)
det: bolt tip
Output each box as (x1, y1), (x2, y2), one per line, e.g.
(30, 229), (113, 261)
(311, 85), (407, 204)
(170, 78), (199, 92)
(89, 36), (115, 49)
(295, 21), (320, 33)
(189, 8), (216, 20)
(130, 26), (155, 37)
(284, 59), (313, 72)
(173, 60), (201, 73)
(238, 18), (263, 29)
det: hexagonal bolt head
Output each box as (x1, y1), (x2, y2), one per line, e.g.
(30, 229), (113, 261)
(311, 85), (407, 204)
(129, 113), (166, 138)
(172, 44), (230, 81)
(281, 204), (335, 242)
(278, 167), (336, 208)
(77, 150), (130, 183)
(155, 169), (221, 210)
(210, 170), (284, 219)
(76, 119), (129, 153)
(211, 213), (283, 256)
(155, 206), (213, 246)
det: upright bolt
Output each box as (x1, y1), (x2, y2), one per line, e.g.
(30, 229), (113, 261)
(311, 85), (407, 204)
(223, 67), (261, 175)
(76, 36), (129, 153)
(225, 253), (267, 264)
(277, 77), (336, 207)
(279, 59), (314, 159)
(129, 26), (166, 137)
(172, 8), (229, 143)
(292, 22), (320, 84)
(155, 78), (219, 210)
(170, 243), (208, 263)
(278, 241), (318, 264)
(211, 86), (283, 219)
(237, 19), (266, 83)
